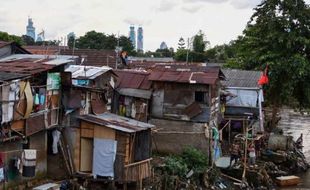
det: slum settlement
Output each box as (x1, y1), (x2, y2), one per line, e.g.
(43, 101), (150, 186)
(0, 43), (308, 189)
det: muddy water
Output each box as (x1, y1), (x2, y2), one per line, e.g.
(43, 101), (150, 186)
(278, 109), (310, 189)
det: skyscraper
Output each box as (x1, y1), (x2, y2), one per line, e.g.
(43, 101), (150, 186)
(129, 26), (136, 49)
(137, 27), (143, 52)
(160, 42), (168, 50)
(26, 17), (36, 40)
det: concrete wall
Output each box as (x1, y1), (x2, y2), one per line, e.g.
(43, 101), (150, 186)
(29, 131), (47, 177)
(0, 131), (47, 188)
(150, 119), (210, 154)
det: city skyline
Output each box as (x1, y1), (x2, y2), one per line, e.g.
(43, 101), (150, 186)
(1, 0), (309, 51)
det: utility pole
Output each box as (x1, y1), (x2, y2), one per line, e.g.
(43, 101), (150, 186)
(115, 32), (120, 69)
(186, 38), (190, 64)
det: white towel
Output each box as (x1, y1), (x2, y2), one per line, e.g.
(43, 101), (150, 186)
(23, 149), (37, 160)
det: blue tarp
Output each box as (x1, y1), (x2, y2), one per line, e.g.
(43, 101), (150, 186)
(93, 139), (117, 178)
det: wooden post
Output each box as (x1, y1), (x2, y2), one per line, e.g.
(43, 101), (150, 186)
(228, 120), (231, 145)
(242, 119), (248, 183)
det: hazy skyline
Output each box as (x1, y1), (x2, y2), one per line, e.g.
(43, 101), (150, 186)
(1, 0), (309, 51)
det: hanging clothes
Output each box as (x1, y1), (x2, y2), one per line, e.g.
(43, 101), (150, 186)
(52, 130), (61, 154)
(131, 102), (136, 118)
(22, 149), (36, 177)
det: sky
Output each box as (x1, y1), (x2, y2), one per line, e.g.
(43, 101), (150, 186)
(0, 0), (309, 51)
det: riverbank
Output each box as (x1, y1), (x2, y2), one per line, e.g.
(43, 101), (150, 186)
(278, 109), (310, 189)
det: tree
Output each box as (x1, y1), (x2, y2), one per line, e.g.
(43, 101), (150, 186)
(22, 35), (35, 45)
(230, 0), (310, 128)
(67, 36), (75, 49)
(76, 30), (107, 49)
(74, 31), (135, 55)
(0, 31), (23, 45)
(192, 30), (210, 53)
(177, 37), (186, 50)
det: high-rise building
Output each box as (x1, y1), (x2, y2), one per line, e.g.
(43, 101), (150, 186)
(26, 17), (36, 40)
(129, 26), (136, 49)
(137, 27), (143, 52)
(160, 42), (168, 50)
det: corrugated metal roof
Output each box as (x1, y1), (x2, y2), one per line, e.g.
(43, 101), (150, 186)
(23, 45), (68, 55)
(117, 88), (152, 99)
(60, 49), (117, 68)
(0, 71), (29, 81)
(65, 65), (113, 80)
(222, 69), (261, 88)
(78, 112), (154, 133)
(115, 70), (152, 90)
(148, 65), (223, 85)
(0, 54), (76, 75)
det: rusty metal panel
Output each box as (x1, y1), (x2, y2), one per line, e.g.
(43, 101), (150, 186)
(25, 114), (45, 136)
(183, 102), (203, 119)
(115, 70), (151, 90)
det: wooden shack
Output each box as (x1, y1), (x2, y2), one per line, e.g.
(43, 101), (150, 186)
(76, 112), (154, 182)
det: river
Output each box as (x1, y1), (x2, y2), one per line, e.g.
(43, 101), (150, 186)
(278, 109), (310, 190)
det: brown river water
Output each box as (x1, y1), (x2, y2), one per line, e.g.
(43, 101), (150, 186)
(278, 109), (310, 190)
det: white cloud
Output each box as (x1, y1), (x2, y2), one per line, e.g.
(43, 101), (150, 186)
(156, 0), (179, 12)
(3, 0), (308, 51)
(181, 5), (203, 13)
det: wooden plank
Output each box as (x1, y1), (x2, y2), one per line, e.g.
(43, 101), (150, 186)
(81, 121), (94, 129)
(81, 128), (94, 138)
(74, 128), (81, 172)
(80, 138), (93, 172)
(276, 176), (301, 187)
(11, 120), (25, 131)
(81, 121), (94, 138)
(94, 125), (115, 140)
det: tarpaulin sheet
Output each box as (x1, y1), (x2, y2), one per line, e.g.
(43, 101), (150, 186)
(226, 89), (259, 107)
(92, 138), (117, 178)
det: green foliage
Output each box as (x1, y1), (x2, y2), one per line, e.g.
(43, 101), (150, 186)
(0, 31), (23, 45)
(165, 156), (188, 178)
(67, 36), (75, 49)
(164, 147), (208, 179)
(155, 48), (174, 57)
(75, 30), (135, 55)
(182, 146), (208, 173)
(174, 49), (207, 62)
(192, 30), (210, 53)
(222, 0), (310, 109)
(21, 35), (35, 45)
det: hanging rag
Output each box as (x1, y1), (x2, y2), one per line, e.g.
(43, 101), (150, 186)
(52, 130), (61, 154)
(131, 103), (136, 118)
(0, 167), (4, 182)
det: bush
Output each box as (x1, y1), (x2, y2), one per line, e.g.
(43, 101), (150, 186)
(163, 147), (208, 179)
(164, 156), (188, 178)
(182, 146), (208, 173)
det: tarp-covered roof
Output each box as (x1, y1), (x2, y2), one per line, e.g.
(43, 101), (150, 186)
(65, 65), (114, 80)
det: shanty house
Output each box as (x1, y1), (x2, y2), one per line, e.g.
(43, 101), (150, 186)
(148, 65), (225, 154)
(220, 69), (264, 148)
(76, 113), (154, 183)
(0, 41), (31, 58)
(61, 65), (117, 176)
(113, 70), (152, 122)
(0, 54), (76, 187)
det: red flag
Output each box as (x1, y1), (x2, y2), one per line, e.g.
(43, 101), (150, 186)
(258, 66), (269, 85)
